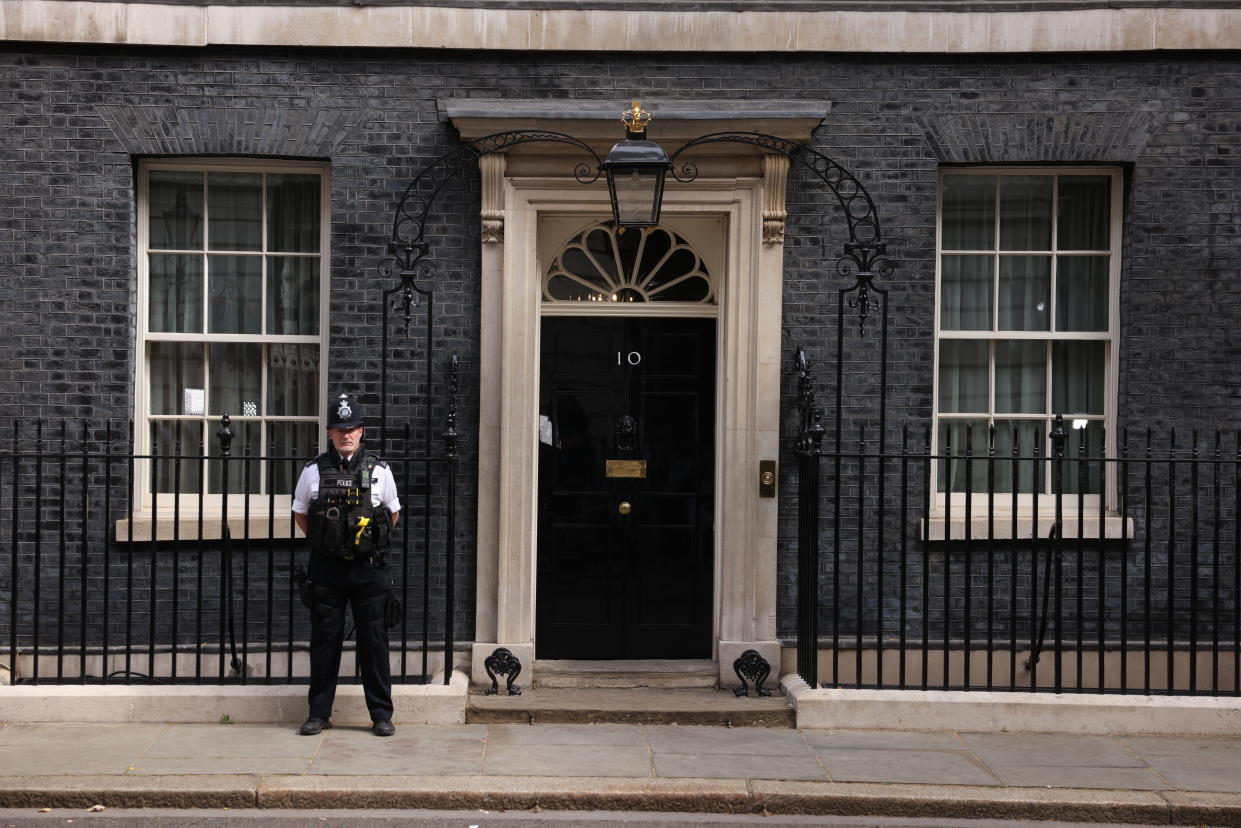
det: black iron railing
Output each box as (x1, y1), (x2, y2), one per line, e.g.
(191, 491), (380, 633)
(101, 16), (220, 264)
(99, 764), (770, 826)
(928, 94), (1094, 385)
(792, 405), (1241, 696)
(1, 408), (461, 687)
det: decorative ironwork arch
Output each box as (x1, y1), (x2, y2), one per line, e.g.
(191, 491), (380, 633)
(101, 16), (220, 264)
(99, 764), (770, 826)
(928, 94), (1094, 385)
(667, 131), (895, 332)
(384, 130), (602, 320)
(376, 130), (603, 447)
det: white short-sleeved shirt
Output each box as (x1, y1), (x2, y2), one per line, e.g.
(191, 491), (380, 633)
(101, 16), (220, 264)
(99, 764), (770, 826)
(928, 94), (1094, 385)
(292, 453), (402, 515)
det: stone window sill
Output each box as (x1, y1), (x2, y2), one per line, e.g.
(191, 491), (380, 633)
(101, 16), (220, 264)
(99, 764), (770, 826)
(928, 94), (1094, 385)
(922, 514), (1133, 542)
(114, 511), (304, 543)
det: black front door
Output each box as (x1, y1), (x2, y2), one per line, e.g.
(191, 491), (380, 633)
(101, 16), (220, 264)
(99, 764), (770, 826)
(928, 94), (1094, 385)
(536, 316), (716, 659)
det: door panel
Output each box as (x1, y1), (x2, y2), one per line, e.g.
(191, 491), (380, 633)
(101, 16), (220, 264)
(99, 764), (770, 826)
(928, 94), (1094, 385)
(537, 316), (716, 659)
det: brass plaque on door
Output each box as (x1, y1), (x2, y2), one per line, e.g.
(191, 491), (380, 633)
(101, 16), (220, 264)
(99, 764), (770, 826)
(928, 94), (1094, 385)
(606, 460), (647, 478)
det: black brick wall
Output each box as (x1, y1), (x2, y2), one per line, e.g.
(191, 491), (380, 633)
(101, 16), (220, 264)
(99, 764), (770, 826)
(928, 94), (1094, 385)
(1, 44), (1239, 657)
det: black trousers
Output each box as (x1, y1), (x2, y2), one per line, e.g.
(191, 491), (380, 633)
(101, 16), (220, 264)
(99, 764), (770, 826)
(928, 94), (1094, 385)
(306, 555), (393, 723)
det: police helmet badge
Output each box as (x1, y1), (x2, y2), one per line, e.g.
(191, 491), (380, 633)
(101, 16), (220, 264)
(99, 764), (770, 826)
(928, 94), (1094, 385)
(329, 393), (363, 429)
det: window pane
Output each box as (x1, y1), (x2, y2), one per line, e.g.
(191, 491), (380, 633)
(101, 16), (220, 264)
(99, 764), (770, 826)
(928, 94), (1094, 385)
(1057, 175), (1111, 250)
(998, 255), (1050, 331)
(150, 421), (203, 495)
(269, 422), (320, 495)
(938, 340), (988, 413)
(940, 255), (992, 330)
(208, 172), (262, 251)
(149, 254), (203, 333)
(209, 343), (262, 417)
(995, 340), (1046, 414)
(208, 421), (260, 494)
(1061, 419), (1104, 494)
(937, 419), (989, 493)
(149, 342), (204, 415)
(1053, 341), (1105, 415)
(1056, 256), (1109, 332)
(941, 175), (995, 250)
(268, 344), (319, 416)
(148, 171), (203, 250)
(267, 257), (319, 335)
(267, 174), (321, 253)
(1000, 176), (1052, 251)
(208, 255), (262, 334)
(993, 420), (1044, 493)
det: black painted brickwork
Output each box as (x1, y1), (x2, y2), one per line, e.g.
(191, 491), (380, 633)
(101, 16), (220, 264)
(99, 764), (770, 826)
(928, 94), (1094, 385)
(1, 45), (1239, 652)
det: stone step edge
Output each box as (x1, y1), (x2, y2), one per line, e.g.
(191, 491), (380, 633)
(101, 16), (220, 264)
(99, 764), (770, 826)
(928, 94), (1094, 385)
(1, 775), (1236, 826)
(464, 707), (796, 727)
(532, 678), (720, 689)
(534, 660), (718, 675)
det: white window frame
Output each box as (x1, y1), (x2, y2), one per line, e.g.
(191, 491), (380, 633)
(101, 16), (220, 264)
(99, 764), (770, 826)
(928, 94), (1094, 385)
(931, 166), (1122, 525)
(129, 158), (330, 528)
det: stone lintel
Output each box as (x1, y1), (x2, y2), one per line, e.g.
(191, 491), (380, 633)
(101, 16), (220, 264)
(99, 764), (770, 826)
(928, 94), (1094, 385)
(441, 99), (831, 151)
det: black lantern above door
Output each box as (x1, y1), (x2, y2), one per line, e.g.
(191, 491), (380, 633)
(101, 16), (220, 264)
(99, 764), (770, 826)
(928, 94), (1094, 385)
(600, 101), (672, 228)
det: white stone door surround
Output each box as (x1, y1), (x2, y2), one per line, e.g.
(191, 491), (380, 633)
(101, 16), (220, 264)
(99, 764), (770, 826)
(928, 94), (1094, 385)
(450, 100), (829, 686)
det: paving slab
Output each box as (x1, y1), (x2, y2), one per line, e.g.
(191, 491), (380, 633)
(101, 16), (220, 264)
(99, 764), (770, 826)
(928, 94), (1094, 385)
(142, 723), (314, 758)
(645, 724), (811, 756)
(749, 780), (1171, 823)
(960, 731), (1143, 768)
(1124, 733), (1241, 758)
(485, 722), (647, 746)
(127, 756), (312, 775)
(370, 723), (488, 742)
(801, 729), (966, 752)
(816, 748), (999, 786)
(0, 722), (167, 752)
(1132, 753), (1241, 793)
(987, 764), (1171, 790)
(482, 742), (653, 777)
(310, 732), (485, 776)
(653, 751), (827, 781)
(0, 744), (142, 775)
(256, 774), (754, 812)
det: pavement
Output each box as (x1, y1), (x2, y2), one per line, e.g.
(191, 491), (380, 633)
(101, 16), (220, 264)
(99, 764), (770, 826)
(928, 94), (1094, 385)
(2, 721), (1241, 825)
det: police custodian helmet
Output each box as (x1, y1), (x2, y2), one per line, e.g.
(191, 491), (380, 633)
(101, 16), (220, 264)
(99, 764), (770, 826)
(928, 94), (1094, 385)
(327, 393), (364, 430)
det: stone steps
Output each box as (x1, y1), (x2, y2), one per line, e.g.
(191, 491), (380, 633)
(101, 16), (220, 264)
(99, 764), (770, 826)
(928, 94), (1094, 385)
(533, 658), (719, 689)
(466, 686), (795, 727)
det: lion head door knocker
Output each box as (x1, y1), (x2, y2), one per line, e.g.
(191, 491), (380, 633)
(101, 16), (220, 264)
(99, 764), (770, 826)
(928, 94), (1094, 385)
(615, 414), (638, 452)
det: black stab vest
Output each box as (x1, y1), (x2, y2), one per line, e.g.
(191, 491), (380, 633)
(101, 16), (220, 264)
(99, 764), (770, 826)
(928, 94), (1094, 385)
(305, 452), (390, 557)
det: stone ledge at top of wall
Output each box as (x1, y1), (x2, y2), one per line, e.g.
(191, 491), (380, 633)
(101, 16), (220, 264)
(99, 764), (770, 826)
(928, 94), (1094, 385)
(439, 100), (833, 123)
(781, 675), (1241, 736)
(440, 99), (833, 143)
(16, 0), (1241, 11)
(4, 0), (1241, 53)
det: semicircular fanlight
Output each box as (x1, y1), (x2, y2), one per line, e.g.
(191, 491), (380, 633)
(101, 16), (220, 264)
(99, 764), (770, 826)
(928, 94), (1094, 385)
(542, 221), (715, 305)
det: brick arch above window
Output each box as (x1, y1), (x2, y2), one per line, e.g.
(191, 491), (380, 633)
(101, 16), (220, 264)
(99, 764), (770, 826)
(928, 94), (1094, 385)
(914, 111), (1159, 164)
(94, 105), (366, 157)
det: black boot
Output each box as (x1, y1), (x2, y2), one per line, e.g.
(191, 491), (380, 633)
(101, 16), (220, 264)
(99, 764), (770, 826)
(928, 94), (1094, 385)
(299, 716), (331, 735)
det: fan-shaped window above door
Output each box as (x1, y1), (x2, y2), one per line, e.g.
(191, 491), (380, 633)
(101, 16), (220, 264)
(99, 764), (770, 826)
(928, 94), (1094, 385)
(542, 221), (716, 305)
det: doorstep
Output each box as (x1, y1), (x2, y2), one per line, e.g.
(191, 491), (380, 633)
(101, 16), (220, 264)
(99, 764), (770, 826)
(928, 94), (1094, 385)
(467, 686), (796, 727)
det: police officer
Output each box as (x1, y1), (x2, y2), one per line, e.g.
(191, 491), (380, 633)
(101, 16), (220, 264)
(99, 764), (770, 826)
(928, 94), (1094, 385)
(292, 393), (401, 737)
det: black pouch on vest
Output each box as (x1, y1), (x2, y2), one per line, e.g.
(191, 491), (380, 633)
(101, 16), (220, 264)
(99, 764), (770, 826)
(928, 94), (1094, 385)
(294, 565), (315, 611)
(383, 588), (402, 629)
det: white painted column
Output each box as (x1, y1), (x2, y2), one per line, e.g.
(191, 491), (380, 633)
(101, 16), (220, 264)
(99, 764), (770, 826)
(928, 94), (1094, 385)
(717, 156), (789, 684)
